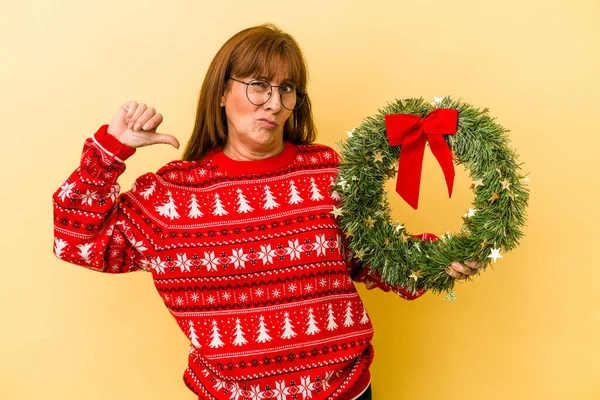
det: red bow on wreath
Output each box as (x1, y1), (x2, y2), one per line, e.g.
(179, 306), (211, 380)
(385, 108), (458, 209)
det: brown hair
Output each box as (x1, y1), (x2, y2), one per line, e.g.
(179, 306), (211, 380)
(182, 23), (317, 161)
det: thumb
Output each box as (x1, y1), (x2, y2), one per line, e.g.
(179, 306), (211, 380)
(148, 133), (180, 149)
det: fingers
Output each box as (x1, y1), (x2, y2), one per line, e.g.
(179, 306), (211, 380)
(135, 106), (157, 130)
(446, 266), (466, 280)
(126, 104), (164, 131)
(446, 260), (484, 280)
(129, 104), (150, 129)
(464, 260), (485, 270)
(123, 101), (139, 124)
(141, 113), (163, 131)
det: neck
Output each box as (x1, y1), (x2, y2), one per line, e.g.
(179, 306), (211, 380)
(223, 140), (285, 161)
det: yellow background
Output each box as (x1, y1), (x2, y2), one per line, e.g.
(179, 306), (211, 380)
(2, 0), (599, 399)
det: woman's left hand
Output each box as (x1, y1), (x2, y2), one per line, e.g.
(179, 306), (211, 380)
(446, 260), (485, 280)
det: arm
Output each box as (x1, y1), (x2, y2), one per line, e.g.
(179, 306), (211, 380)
(346, 232), (484, 297)
(53, 102), (179, 273)
(52, 124), (153, 273)
(343, 234), (428, 301)
(348, 257), (427, 301)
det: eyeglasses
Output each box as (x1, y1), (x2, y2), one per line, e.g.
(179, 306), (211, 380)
(229, 77), (306, 111)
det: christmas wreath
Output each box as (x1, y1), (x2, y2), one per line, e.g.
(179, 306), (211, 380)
(333, 97), (529, 295)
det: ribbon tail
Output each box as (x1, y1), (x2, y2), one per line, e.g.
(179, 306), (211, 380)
(396, 131), (427, 209)
(428, 135), (455, 198)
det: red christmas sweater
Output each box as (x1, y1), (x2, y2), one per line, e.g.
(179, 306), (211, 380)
(52, 124), (426, 400)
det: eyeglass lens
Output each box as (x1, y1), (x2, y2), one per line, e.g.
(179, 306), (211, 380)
(246, 80), (303, 110)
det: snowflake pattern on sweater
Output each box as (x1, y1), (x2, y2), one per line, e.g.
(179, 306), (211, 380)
(53, 125), (425, 400)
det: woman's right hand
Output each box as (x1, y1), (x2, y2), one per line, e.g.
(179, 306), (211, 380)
(107, 101), (180, 149)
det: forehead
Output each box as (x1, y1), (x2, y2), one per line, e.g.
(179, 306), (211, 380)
(232, 50), (301, 84)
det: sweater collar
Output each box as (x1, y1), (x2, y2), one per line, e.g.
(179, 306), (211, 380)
(208, 141), (298, 175)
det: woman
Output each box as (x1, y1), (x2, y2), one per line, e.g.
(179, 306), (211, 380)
(53, 24), (480, 400)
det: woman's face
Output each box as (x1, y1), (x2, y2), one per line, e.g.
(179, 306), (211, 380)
(221, 74), (293, 155)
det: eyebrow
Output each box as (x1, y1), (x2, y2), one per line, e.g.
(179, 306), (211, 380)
(254, 75), (294, 84)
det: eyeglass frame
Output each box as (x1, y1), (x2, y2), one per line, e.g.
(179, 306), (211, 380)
(228, 77), (306, 110)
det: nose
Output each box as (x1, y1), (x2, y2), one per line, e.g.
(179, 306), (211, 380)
(264, 88), (282, 112)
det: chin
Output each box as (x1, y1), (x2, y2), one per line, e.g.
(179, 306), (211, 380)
(250, 129), (283, 147)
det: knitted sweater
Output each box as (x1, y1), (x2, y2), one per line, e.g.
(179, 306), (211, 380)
(52, 124), (426, 400)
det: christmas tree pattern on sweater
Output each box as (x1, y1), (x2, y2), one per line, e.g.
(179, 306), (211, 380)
(53, 124), (425, 400)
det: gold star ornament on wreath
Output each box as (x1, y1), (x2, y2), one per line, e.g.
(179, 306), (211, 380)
(335, 97), (529, 294)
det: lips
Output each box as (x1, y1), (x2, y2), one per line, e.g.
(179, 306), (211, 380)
(259, 118), (278, 128)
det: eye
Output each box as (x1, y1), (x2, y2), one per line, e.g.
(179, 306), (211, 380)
(280, 84), (295, 94)
(250, 80), (270, 91)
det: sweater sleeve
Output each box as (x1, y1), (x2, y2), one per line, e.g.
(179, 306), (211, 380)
(52, 124), (155, 273)
(344, 235), (429, 301)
